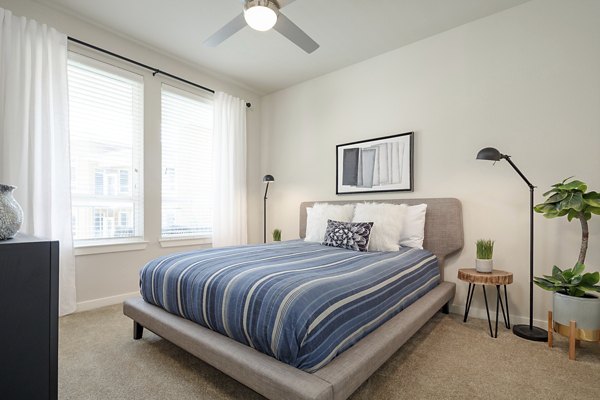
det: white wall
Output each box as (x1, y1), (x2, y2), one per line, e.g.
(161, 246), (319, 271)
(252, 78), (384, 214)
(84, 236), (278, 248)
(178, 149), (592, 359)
(261, 0), (600, 326)
(0, 0), (263, 309)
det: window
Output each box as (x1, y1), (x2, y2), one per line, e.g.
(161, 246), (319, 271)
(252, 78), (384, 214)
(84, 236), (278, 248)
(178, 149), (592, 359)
(68, 53), (144, 244)
(94, 170), (104, 196)
(119, 170), (130, 194)
(119, 211), (129, 227)
(161, 84), (213, 239)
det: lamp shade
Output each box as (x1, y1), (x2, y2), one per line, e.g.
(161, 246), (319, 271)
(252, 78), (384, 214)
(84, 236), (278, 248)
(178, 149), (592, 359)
(476, 147), (503, 161)
(244, 1), (278, 32)
(263, 174), (275, 183)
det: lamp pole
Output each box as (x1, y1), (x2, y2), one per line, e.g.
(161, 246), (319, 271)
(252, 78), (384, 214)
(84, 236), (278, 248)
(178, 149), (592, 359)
(262, 175), (274, 243)
(501, 156), (541, 337)
(263, 181), (270, 243)
(477, 148), (547, 341)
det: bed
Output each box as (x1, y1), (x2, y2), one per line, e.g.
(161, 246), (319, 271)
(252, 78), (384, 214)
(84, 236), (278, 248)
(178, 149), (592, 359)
(123, 198), (463, 400)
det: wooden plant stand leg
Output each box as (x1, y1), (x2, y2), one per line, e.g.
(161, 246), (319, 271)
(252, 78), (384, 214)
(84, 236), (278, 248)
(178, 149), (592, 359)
(569, 320), (576, 361)
(548, 311), (553, 348)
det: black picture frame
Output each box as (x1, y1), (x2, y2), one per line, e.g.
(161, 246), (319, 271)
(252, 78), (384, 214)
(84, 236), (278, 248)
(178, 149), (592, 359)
(336, 132), (414, 194)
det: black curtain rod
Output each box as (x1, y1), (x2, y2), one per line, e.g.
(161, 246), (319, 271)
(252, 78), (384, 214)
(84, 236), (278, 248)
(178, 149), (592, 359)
(67, 37), (251, 108)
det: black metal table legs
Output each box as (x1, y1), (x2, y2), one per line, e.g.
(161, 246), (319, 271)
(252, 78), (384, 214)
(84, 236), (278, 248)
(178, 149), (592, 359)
(463, 283), (511, 338)
(494, 285), (511, 337)
(463, 282), (475, 322)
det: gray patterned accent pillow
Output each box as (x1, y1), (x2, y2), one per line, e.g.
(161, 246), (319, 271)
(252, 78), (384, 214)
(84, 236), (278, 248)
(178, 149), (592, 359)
(322, 219), (374, 252)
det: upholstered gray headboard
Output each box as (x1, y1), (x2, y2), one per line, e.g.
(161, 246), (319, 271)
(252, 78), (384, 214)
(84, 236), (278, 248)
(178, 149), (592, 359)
(299, 198), (464, 270)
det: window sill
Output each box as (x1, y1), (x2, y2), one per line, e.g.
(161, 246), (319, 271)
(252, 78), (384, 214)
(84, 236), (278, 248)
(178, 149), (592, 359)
(74, 240), (148, 256)
(159, 236), (212, 248)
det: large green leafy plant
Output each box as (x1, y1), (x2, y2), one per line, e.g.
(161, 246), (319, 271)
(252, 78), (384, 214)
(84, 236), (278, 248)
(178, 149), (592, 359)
(534, 264), (600, 297)
(533, 177), (600, 297)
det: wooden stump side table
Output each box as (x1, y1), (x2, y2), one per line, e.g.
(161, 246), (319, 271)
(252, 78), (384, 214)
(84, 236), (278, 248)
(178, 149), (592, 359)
(458, 268), (513, 338)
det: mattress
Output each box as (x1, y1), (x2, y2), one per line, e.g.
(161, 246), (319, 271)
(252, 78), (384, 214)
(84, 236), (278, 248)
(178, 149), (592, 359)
(139, 240), (439, 372)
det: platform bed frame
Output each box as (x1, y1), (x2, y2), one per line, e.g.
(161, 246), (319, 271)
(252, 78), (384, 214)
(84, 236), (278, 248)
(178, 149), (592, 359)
(123, 198), (463, 400)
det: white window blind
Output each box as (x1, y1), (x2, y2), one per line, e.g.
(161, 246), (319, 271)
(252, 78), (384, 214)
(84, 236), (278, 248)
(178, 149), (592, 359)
(68, 53), (144, 244)
(161, 84), (214, 239)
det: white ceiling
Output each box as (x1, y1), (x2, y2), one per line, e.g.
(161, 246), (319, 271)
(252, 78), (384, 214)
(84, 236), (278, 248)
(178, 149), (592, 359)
(38, 0), (529, 94)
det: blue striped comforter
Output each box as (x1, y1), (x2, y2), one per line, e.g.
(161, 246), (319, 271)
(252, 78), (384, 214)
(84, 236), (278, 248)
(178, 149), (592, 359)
(139, 240), (439, 372)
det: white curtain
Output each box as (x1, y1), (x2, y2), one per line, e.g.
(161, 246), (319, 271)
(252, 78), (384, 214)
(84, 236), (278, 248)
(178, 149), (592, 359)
(212, 92), (247, 247)
(0, 8), (76, 315)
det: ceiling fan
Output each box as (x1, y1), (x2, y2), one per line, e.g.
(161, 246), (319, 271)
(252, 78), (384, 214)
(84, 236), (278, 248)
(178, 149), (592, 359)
(204, 0), (320, 54)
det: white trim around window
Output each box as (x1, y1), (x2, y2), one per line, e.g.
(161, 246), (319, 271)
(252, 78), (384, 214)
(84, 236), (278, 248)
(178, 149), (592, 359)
(74, 239), (149, 256)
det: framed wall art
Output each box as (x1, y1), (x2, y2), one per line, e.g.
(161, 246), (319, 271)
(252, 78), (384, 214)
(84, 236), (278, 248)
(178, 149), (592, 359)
(336, 132), (414, 194)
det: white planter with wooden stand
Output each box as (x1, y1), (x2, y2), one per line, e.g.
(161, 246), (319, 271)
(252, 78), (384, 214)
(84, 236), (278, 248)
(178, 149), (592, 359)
(548, 292), (600, 360)
(475, 259), (493, 273)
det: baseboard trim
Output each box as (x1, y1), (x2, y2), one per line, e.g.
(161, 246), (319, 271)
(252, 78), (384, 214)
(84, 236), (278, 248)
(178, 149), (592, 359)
(449, 304), (546, 329)
(76, 292), (140, 313)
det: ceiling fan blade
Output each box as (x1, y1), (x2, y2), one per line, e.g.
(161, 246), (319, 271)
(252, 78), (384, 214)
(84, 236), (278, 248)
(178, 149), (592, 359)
(204, 13), (247, 47)
(277, 0), (297, 7)
(273, 13), (319, 54)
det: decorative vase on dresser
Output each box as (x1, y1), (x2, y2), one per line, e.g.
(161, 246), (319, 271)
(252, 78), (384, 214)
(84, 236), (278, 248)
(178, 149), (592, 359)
(0, 234), (58, 400)
(0, 183), (24, 240)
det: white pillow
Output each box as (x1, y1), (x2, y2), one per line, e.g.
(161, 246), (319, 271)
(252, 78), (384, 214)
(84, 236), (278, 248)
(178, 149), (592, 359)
(304, 203), (355, 242)
(400, 204), (427, 249)
(352, 203), (407, 251)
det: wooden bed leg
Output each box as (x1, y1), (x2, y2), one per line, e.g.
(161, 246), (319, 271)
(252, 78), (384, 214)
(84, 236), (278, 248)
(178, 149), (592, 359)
(133, 321), (144, 340)
(548, 311), (553, 348)
(568, 320), (576, 361)
(441, 302), (450, 315)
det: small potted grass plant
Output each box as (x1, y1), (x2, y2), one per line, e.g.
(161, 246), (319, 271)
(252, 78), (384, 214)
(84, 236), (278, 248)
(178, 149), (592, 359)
(476, 239), (494, 273)
(272, 228), (282, 242)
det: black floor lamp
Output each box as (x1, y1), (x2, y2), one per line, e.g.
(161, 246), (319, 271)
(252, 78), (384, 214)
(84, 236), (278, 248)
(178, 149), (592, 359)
(263, 175), (275, 243)
(476, 147), (547, 341)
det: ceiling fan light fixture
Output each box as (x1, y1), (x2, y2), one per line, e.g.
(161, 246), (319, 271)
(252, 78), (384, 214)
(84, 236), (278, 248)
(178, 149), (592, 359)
(244, 0), (278, 32)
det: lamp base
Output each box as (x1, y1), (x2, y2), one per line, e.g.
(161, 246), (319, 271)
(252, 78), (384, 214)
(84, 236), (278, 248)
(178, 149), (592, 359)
(513, 324), (548, 342)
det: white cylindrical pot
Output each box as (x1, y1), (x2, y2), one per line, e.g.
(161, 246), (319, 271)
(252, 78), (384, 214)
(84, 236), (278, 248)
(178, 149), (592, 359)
(553, 292), (600, 331)
(475, 259), (493, 273)
(553, 292), (600, 342)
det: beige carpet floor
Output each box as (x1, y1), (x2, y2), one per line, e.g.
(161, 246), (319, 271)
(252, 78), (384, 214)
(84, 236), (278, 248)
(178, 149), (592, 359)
(59, 304), (600, 400)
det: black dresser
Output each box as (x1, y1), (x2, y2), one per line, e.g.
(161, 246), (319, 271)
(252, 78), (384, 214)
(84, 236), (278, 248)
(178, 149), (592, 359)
(0, 234), (59, 400)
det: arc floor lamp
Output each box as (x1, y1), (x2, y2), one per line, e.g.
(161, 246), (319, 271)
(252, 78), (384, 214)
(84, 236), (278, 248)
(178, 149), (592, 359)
(263, 175), (275, 243)
(476, 147), (547, 341)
